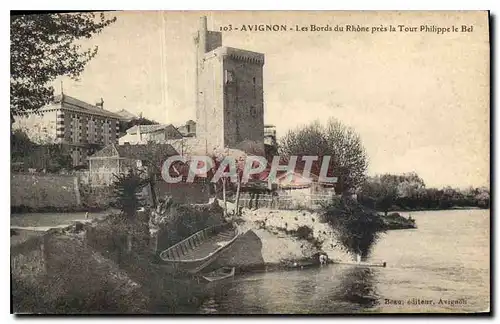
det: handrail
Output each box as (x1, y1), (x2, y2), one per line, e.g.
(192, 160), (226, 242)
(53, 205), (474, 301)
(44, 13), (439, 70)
(168, 229), (240, 266)
(159, 222), (234, 261)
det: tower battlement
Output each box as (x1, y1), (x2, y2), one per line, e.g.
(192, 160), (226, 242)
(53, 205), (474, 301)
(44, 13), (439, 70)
(203, 47), (265, 65)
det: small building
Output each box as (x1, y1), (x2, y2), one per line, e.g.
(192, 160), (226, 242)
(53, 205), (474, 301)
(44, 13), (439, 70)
(88, 143), (178, 186)
(264, 124), (277, 147)
(118, 124), (184, 145)
(274, 170), (336, 205)
(176, 120), (197, 137)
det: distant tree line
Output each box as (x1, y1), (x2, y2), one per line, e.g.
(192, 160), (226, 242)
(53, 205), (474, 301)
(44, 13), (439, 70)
(357, 172), (490, 213)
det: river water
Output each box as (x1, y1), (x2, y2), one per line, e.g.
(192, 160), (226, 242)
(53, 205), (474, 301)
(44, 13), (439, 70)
(10, 210), (112, 228)
(195, 209), (490, 314)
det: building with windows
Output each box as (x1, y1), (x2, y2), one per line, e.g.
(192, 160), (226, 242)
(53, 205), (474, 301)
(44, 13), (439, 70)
(117, 120), (200, 156)
(12, 94), (121, 167)
(264, 124), (277, 146)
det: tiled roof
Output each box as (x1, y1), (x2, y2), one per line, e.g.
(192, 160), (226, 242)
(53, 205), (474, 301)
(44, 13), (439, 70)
(90, 143), (178, 160)
(177, 125), (189, 135)
(115, 143), (178, 160)
(54, 94), (121, 119)
(126, 124), (170, 134)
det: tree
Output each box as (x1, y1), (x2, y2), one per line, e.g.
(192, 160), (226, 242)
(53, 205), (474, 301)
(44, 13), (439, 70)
(112, 169), (149, 221)
(11, 130), (72, 171)
(118, 117), (159, 136)
(112, 168), (151, 253)
(359, 175), (398, 216)
(11, 129), (36, 161)
(45, 144), (73, 171)
(279, 118), (368, 194)
(10, 13), (116, 118)
(396, 172), (426, 198)
(360, 173), (428, 213)
(475, 187), (490, 209)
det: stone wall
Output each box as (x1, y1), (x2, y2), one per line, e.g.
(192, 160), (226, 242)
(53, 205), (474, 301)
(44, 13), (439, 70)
(196, 52), (225, 151)
(155, 181), (210, 205)
(223, 51), (265, 148)
(11, 173), (81, 209)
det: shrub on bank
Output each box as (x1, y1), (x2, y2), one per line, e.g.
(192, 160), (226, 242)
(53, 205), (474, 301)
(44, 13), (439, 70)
(321, 196), (385, 258)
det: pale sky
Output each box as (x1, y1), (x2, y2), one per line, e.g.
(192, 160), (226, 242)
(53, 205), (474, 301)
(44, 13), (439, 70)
(55, 11), (490, 188)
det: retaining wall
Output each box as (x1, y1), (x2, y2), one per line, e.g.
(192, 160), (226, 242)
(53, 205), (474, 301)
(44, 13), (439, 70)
(11, 173), (81, 209)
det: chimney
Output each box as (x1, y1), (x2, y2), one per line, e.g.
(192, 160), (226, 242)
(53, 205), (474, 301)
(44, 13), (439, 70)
(199, 16), (208, 54)
(96, 98), (104, 109)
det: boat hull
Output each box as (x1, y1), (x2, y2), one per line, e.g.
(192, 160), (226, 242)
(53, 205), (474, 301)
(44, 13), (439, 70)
(333, 261), (387, 268)
(196, 267), (235, 291)
(158, 223), (241, 274)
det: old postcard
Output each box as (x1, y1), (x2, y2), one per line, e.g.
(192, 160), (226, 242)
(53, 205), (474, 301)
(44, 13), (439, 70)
(10, 11), (490, 314)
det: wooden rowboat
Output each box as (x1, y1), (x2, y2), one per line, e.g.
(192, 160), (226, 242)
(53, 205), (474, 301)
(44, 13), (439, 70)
(200, 266), (235, 283)
(158, 223), (240, 274)
(194, 267), (235, 293)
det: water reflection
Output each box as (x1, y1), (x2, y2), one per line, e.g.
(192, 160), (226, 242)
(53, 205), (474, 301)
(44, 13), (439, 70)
(326, 266), (379, 311)
(198, 265), (379, 314)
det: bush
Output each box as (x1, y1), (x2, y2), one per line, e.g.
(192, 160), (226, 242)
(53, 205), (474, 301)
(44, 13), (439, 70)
(112, 169), (149, 220)
(321, 196), (385, 258)
(295, 225), (313, 240)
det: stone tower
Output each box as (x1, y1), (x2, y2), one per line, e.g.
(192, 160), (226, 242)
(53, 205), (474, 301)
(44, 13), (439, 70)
(194, 16), (265, 154)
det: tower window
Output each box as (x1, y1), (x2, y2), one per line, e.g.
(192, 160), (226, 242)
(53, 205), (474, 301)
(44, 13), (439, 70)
(224, 70), (235, 84)
(250, 106), (257, 117)
(252, 77), (256, 84)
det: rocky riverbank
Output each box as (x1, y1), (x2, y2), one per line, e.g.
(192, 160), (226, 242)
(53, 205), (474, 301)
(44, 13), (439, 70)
(205, 203), (354, 273)
(380, 212), (417, 230)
